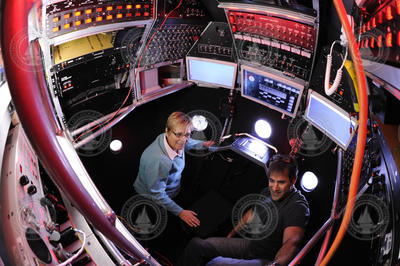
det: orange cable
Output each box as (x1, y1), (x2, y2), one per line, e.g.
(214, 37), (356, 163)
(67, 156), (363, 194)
(319, 0), (368, 265)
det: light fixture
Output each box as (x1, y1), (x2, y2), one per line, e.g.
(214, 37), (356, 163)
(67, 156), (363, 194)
(192, 115), (208, 131)
(254, 119), (272, 139)
(110, 139), (122, 153)
(300, 171), (318, 192)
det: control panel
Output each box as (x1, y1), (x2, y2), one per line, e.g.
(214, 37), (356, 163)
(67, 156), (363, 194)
(51, 27), (145, 117)
(221, 4), (318, 81)
(45, 0), (154, 38)
(187, 21), (236, 62)
(0, 124), (118, 265)
(157, 0), (208, 19)
(228, 11), (316, 50)
(140, 20), (205, 66)
(357, 0), (400, 67)
(308, 46), (358, 114)
(0, 125), (60, 265)
(231, 136), (273, 167)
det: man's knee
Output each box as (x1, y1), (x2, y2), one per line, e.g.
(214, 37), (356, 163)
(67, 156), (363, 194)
(187, 237), (207, 250)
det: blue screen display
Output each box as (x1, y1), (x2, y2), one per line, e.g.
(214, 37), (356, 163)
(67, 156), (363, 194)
(305, 91), (357, 149)
(188, 58), (236, 88)
(242, 68), (302, 117)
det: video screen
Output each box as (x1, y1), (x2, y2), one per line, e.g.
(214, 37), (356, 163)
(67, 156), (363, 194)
(241, 65), (304, 117)
(305, 90), (358, 150)
(186, 56), (237, 89)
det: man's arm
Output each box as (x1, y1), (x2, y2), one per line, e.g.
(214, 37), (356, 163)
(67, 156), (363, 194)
(270, 226), (304, 266)
(227, 209), (254, 238)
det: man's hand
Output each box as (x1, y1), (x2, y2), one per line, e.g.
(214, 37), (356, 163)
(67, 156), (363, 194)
(202, 140), (215, 147)
(226, 230), (235, 238)
(179, 210), (200, 227)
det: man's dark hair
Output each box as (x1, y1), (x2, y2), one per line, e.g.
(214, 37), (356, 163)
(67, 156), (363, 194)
(266, 154), (298, 181)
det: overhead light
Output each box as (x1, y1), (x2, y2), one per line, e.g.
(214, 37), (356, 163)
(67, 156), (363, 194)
(110, 139), (122, 153)
(254, 119), (272, 139)
(192, 115), (208, 131)
(300, 171), (318, 192)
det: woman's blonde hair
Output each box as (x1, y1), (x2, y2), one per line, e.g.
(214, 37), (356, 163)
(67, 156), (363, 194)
(166, 111), (193, 132)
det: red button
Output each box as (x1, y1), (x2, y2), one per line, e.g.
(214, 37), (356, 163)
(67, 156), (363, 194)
(232, 24), (237, 33)
(386, 32), (393, 47)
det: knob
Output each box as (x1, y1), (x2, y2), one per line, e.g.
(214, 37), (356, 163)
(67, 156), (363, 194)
(27, 185), (37, 195)
(232, 25), (237, 33)
(20, 175), (29, 186)
(229, 15), (235, 24)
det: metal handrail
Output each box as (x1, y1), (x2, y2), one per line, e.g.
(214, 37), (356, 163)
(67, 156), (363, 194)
(289, 149), (343, 265)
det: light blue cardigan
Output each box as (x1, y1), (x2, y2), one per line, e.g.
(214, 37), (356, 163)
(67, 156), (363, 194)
(134, 133), (203, 216)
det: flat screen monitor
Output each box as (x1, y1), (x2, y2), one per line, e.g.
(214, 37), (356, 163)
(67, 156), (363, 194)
(241, 65), (304, 117)
(186, 56), (237, 89)
(304, 90), (358, 150)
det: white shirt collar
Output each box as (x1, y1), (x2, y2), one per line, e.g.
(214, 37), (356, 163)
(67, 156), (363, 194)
(164, 134), (183, 160)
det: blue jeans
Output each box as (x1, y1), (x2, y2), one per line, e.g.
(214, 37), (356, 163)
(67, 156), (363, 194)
(178, 237), (270, 266)
(206, 257), (267, 266)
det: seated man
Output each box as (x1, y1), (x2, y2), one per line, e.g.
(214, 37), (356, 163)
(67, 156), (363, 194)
(134, 111), (214, 227)
(178, 154), (310, 266)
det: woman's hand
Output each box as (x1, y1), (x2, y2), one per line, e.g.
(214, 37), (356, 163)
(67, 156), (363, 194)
(202, 140), (215, 147)
(179, 210), (200, 227)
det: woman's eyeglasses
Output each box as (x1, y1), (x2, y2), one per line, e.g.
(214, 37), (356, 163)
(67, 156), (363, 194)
(171, 131), (192, 139)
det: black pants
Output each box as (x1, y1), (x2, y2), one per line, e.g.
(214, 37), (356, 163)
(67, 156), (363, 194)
(177, 237), (269, 266)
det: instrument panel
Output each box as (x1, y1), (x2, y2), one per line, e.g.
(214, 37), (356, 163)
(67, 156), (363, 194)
(46, 0), (154, 38)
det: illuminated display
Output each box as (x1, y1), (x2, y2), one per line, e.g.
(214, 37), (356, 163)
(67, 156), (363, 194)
(304, 90), (357, 150)
(241, 65), (303, 117)
(358, 0), (400, 66)
(231, 136), (272, 166)
(186, 56), (237, 89)
(46, 1), (154, 38)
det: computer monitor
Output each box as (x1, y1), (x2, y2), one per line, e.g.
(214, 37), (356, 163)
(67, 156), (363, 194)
(241, 65), (304, 117)
(304, 90), (358, 150)
(186, 56), (237, 89)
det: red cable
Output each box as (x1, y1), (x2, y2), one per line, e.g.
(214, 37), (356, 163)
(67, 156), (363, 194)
(73, 0), (183, 143)
(319, 0), (368, 265)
